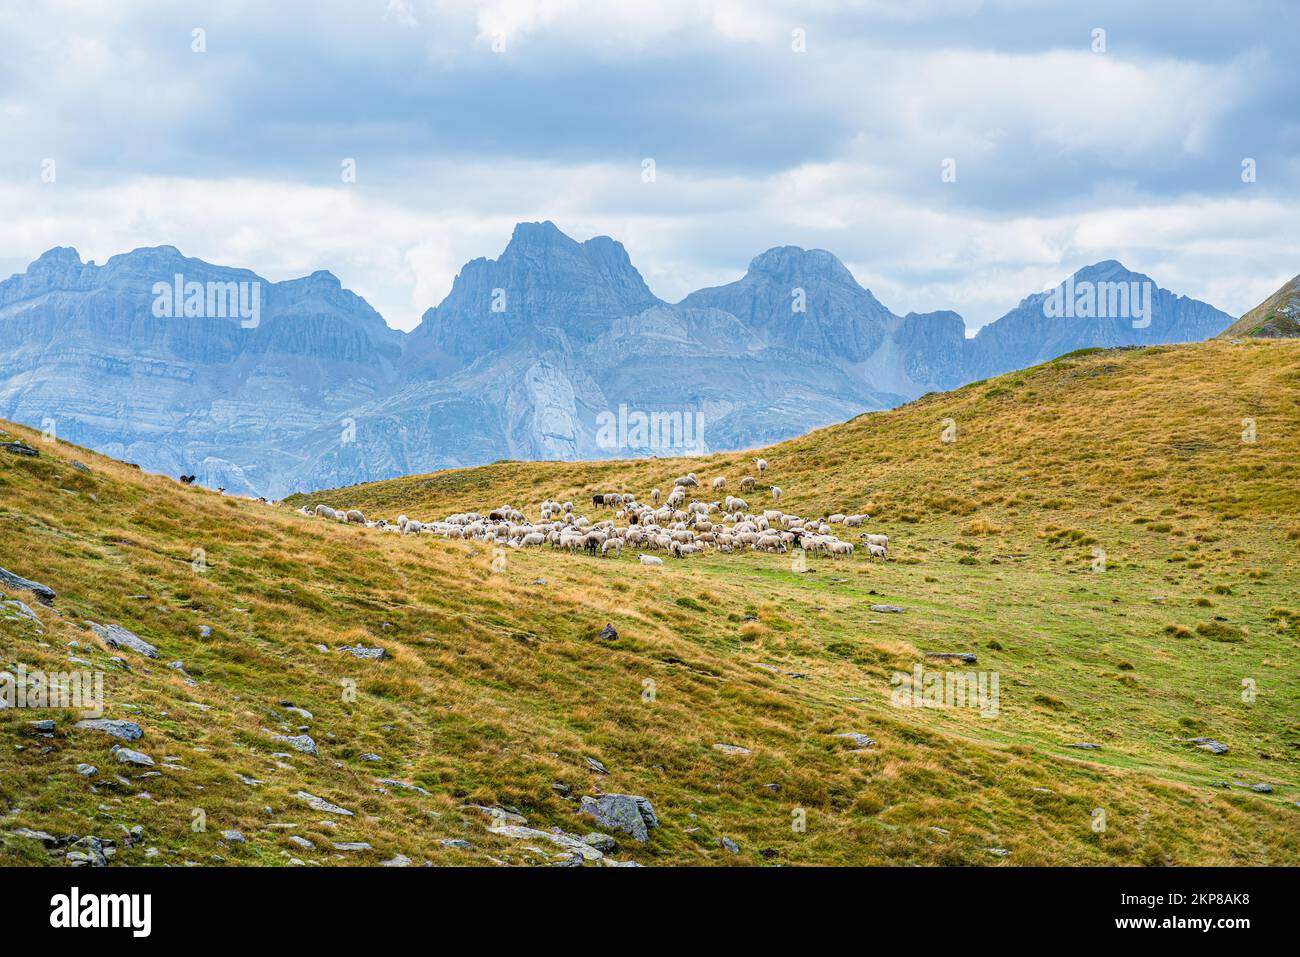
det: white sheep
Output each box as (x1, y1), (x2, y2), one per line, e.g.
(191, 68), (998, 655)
(711, 476), (726, 490)
(639, 554), (664, 565)
(862, 533), (889, 549)
(771, 487), (782, 502)
(314, 504), (339, 520)
(739, 477), (756, 492)
(346, 509), (366, 525)
(601, 538), (624, 558)
(755, 458), (768, 474)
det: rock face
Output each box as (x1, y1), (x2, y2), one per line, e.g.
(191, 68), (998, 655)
(0, 233), (1234, 498)
(578, 793), (659, 843)
(75, 719), (143, 741)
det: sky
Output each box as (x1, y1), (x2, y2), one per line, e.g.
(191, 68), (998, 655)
(1, 0), (1297, 332)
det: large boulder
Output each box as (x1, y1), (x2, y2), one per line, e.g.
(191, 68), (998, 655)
(579, 793), (659, 843)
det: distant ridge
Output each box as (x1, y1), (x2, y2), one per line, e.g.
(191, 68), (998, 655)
(0, 225), (1235, 497)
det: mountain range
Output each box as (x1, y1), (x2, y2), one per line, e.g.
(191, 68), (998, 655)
(0, 222), (1234, 497)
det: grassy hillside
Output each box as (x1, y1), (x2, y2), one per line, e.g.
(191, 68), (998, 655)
(3, 339), (1298, 867)
(1221, 275), (1300, 338)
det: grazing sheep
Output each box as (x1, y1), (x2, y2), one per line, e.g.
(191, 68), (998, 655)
(346, 509), (366, 525)
(866, 543), (887, 559)
(639, 554), (663, 565)
(601, 537), (624, 558)
(651, 488), (661, 505)
(739, 477), (756, 492)
(771, 486), (782, 503)
(314, 504), (339, 520)
(755, 458), (768, 474)
(711, 476), (726, 490)
(844, 514), (865, 527)
(862, 533), (889, 549)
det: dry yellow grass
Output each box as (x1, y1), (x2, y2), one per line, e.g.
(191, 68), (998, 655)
(2, 339), (1298, 866)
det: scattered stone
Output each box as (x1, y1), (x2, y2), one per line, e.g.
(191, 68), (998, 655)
(0, 441), (38, 457)
(551, 782), (571, 795)
(713, 743), (752, 756)
(487, 825), (603, 861)
(332, 842), (373, 852)
(763, 783), (781, 792)
(281, 704), (313, 721)
(929, 826), (950, 836)
(338, 644), (390, 660)
(89, 622), (158, 658)
(0, 566), (56, 605)
(27, 719), (56, 733)
(720, 836), (740, 855)
(380, 853), (411, 867)
(870, 604), (905, 614)
(8, 827), (68, 848)
(440, 838), (475, 850)
(71, 461), (90, 473)
(598, 623), (619, 641)
(76, 718), (143, 741)
(530, 578), (547, 586)
(986, 847), (1011, 857)
(287, 835), (315, 850)
(585, 756), (609, 775)
(110, 745), (155, 767)
(834, 732), (876, 748)
(76, 763), (98, 777)
(581, 833), (617, 853)
(926, 652), (978, 664)
(295, 791), (354, 817)
(1236, 782), (1274, 794)
(377, 778), (431, 796)
(221, 830), (245, 844)
(1188, 738), (1229, 755)
(272, 734), (318, 756)
(578, 794), (659, 843)
(359, 753), (383, 763)
(198, 624), (213, 638)
(1066, 743), (1102, 750)
(66, 836), (108, 867)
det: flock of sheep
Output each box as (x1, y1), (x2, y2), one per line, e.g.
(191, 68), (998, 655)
(298, 459), (890, 564)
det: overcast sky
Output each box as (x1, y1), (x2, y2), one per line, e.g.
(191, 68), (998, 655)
(1, 0), (1296, 331)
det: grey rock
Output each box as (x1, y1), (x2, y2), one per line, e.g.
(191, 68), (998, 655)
(295, 791), (354, 816)
(272, 734), (317, 756)
(720, 836), (740, 854)
(581, 832), (617, 853)
(1189, 737), (1229, 755)
(869, 604), (905, 613)
(0, 566), (56, 605)
(27, 719), (56, 733)
(578, 793), (659, 843)
(376, 778), (431, 796)
(332, 842), (373, 852)
(1066, 743), (1102, 750)
(220, 830), (245, 843)
(926, 652), (978, 664)
(585, 756), (609, 775)
(67, 836), (108, 867)
(834, 732), (876, 748)
(89, 622), (158, 658)
(380, 853), (411, 867)
(598, 623), (618, 641)
(76, 718), (143, 741)
(440, 838), (475, 850)
(8, 826), (66, 847)
(110, 745), (155, 767)
(338, 644), (390, 660)
(487, 825), (603, 861)
(76, 763), (98, 777)
(287, 835), (315, 850)
(713, 743), (752, 755)
(359, 753), (383, 762)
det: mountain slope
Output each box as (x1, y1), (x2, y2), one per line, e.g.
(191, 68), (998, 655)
(1220, 275), (1300, 339)
(4, 339), (1297, 867)
(0, 229), (1240, 498)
